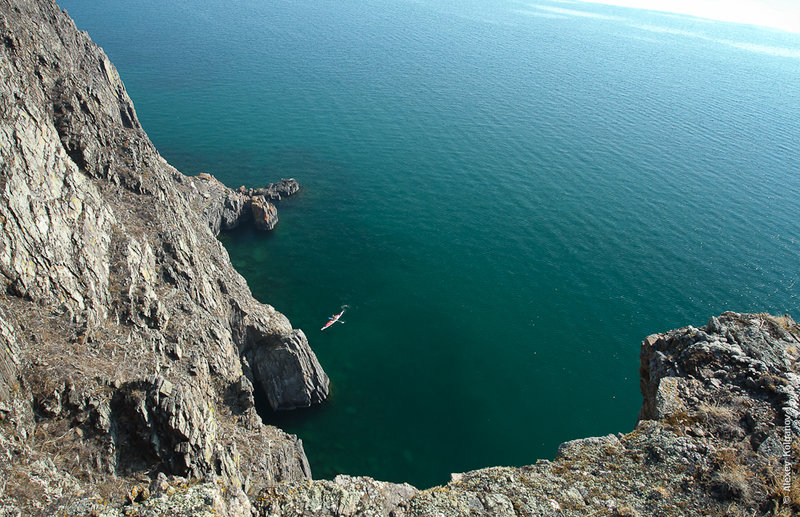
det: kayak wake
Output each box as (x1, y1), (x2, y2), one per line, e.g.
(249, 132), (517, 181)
(321, 305), (348, 331)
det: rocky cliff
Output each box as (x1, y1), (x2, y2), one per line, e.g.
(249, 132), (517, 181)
(0, 1), (798, 516)
(253, 312), (799, 517)
(0, 0), (328, 514)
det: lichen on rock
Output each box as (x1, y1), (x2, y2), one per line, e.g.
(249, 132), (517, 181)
(253, 313), (800, 516)
(0, 0), (328, 514)
(0, 0), (798, 515)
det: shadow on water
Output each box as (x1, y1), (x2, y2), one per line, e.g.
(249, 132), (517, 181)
(252, 377), (364, 482)
(252, 376), (336, 431)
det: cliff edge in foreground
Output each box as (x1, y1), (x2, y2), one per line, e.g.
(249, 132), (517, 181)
(0, 0), (798, 516)
(256, 312), (799, 516)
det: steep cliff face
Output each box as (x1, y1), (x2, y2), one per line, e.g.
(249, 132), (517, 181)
(0, 0), (328, 514)
(1, 1), (798, 516)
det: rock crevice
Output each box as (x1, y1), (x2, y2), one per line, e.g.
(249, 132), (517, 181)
(256, 313), (800, 516)
(0, 0), (327, 514)
(0, 0), (797, 515)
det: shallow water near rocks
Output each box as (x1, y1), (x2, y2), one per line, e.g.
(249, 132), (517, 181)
(60, 0), (800, 488)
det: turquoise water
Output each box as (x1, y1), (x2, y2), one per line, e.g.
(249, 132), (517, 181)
(60, 0), (800, 488)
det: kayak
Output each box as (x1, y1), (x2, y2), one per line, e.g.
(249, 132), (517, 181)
(321, 309), (345, 331)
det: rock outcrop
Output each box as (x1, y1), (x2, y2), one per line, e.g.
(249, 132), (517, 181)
(259, 178), (301, 201)
(0, 0), (327, 514)
(192, 173), (300, 234)
(253, 313), (800, 516)
(0, 1), (797, 516)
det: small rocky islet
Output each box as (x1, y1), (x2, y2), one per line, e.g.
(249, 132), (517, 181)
(0, 0), (798, 515)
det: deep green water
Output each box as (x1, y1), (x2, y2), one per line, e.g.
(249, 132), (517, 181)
(60, 0), (800, 488)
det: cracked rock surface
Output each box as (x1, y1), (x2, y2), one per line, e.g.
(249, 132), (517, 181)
(255, 313), (800, 517)
(1, 0), (327, 514)
(0, 0), (797, 515)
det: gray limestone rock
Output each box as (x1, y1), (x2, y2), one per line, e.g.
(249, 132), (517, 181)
(246, 327), (330, 410)
(253, 313), (800, 516)
(192, 173), (287, 234)
(0, 0), (328, 513)
(1, 0), (799, 515)
(254, 178), (301, 201)
(250, 195), (278, 231)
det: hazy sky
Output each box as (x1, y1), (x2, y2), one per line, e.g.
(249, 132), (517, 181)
(578, 0), (800, 33)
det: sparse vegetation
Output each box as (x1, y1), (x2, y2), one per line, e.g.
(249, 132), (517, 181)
(3, 0), (800, 513)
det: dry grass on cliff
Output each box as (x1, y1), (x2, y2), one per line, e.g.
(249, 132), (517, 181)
(759, 313), (800, 345)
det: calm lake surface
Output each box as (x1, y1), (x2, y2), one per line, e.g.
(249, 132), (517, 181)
(60, 0), (800, 488)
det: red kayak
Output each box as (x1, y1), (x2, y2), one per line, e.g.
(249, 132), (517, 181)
(321, 309), (346, 331)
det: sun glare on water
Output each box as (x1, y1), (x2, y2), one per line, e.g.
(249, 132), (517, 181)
(578, 0), (800, 33)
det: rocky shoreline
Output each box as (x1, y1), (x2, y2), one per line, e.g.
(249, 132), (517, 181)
(1, 0), (326, 513)
(195, 174), (301, 233)
(0, 0), (798, 515)
(251, 312), (800, 516)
